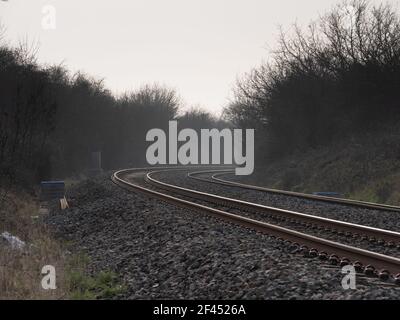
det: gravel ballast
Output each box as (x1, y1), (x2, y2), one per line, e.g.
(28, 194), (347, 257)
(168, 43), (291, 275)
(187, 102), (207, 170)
(46, 173), (400, 299)
(146, 171), (400, 257)
(153, 170), (400, 233)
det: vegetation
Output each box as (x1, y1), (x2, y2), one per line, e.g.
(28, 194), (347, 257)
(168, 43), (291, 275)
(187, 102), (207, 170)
(0, 191), (65, 299)
(0, 191), (125, 299)
(224, 0), (400, 161)
(0, 34), (223, 190)
(238, 123), (400, 205)
(67, 254), (126, 300)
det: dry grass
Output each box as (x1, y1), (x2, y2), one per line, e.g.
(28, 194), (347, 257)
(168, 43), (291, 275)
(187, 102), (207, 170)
(245, 126), (400, 206)
(0, 190), (69, 299)
(0, 189), (126, 300)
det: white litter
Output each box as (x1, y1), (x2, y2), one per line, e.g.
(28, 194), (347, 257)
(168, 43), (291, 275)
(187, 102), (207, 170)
(1, 231), (26, 250)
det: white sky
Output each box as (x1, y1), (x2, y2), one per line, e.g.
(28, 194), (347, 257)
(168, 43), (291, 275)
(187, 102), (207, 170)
(0, 0), (397, 115)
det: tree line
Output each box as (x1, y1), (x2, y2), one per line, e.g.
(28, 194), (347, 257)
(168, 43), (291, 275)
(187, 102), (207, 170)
(0, 33), (222, 189)
(224, 0), (400, 161)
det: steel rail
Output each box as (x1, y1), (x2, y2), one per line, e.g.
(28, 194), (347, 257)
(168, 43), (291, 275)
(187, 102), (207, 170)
(187, 169), (400, 213)
(147, 170), (400, 245)
(112, 168), (400, 278)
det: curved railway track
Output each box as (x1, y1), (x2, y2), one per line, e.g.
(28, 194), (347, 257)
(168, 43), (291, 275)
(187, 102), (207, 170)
(112, 167), (400, 284)
(188, 169), (400, 213)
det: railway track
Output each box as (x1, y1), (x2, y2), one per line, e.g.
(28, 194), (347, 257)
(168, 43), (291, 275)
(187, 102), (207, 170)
(112, 167), (400, 284)
(188, 169), (400, 213)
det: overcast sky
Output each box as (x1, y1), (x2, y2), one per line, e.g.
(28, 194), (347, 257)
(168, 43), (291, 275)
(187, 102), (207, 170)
(0, 0), (397, 115)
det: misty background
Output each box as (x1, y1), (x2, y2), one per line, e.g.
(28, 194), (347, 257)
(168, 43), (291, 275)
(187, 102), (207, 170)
(1, 0), (397, 115)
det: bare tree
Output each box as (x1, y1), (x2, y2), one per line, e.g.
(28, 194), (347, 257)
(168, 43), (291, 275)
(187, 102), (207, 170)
(225, 0), (400, 160)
